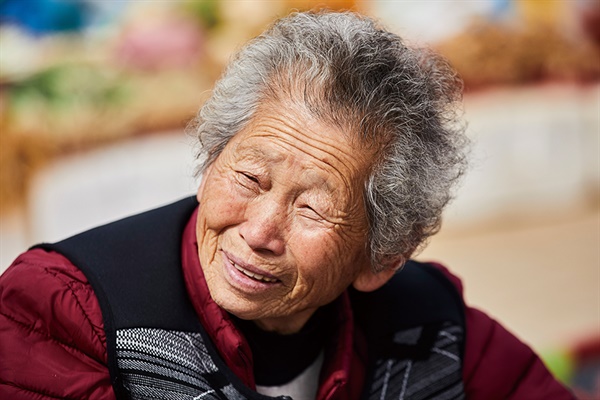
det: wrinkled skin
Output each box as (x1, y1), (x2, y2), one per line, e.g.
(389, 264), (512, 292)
(196, 102), (395, 334)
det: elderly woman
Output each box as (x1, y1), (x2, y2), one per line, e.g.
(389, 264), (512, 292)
(0, 10), (573, 400)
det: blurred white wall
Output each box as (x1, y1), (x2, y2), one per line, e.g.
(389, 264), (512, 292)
(446, 83), (599, 226)
(28, 132), (198, 243)
(0, 132), (198, 270)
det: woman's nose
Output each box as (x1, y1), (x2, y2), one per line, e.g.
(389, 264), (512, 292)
(238, 197), (286, 256)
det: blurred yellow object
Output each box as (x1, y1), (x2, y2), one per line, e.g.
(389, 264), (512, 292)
(516, 0), (567, 27)
(286, 0), (359, 11)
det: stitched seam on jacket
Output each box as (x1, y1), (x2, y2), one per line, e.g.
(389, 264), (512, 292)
(464, 313), (496, 386)
(504, 352), (539, 398)
(1, 381), (75, 399)
(41, 266), (107, 355)
(5, 259), (106, 356)
(1, 311), (105, 363)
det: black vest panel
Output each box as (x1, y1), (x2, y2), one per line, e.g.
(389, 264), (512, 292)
(34, 197), (465, 400)
(352, 265), (466, 399)
(352, 262), (465, 357)
(35, 196), (200, 331)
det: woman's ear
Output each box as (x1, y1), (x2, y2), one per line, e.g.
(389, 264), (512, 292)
(352, 257), (405, 292)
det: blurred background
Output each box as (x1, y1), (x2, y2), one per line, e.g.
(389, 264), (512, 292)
(0, 0), (598, 396)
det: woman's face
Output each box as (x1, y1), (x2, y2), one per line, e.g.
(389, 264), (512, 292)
(196, 103), (377, 334)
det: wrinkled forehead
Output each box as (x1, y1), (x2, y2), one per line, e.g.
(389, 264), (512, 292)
(231, 100), (378, 176)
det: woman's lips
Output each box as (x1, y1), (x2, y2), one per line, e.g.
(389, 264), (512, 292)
(231, 261), (278, 283)
(222, 251), (280, 285)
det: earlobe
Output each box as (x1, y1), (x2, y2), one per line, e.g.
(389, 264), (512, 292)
(352, 258), (404, 292)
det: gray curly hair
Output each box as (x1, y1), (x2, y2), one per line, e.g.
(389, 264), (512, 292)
(190, 10), (468, 272)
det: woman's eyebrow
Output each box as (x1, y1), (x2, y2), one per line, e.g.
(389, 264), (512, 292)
(238, 145), (284, 164)
(237, 140), (345, 196)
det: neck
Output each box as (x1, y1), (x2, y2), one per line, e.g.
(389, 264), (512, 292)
(232, 302), (335, 387)
(252, 307), (318, 334)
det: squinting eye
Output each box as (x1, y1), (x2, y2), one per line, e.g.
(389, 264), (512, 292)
(236, 172), (261, 193)
(301, 205), (323, 220)
(242, 173), (259, 184)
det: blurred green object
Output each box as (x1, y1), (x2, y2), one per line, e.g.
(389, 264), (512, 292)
(542, 349), (574, 386)
(8, 63), (127, 111)
(181, 0), (221, 30)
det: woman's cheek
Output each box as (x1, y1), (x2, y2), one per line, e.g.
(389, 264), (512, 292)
(294, 233), (339, 272)
(203, 182), (244, 228)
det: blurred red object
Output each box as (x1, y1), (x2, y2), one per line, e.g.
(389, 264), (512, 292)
(579, 0), (600, 45)
(115, 16), (204, 71)
(571, 335), (600, 399)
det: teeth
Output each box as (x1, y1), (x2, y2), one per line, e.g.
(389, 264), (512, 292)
(232, 262), (277, 283)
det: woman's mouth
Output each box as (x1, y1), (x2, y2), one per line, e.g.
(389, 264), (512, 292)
(221, 250), (281, 287)
(231, 261), (278, 283)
